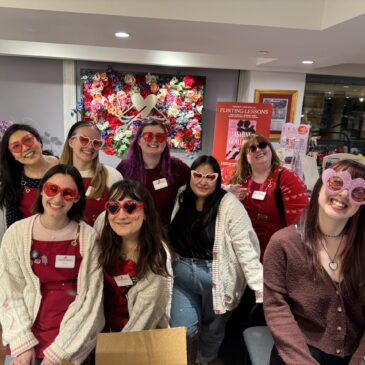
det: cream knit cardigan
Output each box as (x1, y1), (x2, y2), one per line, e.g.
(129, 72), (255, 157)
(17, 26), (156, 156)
(0, 215), (105, 364)
(171, 190), (263, 314)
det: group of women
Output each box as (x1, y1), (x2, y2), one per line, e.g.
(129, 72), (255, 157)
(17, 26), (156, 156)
(0, 119), (364, 365)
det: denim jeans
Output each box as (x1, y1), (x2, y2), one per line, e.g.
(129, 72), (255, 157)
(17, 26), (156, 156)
(170, 257), (231, 364)
(4, 355), (42, 365)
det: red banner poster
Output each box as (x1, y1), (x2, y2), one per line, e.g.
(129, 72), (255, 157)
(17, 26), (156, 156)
(212, 102), (272, 168)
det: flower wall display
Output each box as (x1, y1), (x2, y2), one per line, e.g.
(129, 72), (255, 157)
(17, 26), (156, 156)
(78, 68), (205, 156)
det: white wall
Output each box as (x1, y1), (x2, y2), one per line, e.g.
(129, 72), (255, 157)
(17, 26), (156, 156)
(237, 70), (306, 124)
(0, 56), (64, 156)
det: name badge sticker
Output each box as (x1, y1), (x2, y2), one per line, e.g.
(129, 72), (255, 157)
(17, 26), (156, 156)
(252, 190), (267, 200)
(55, 255), (76, 269)
(152, 178), (168, 190)
(114, 274), (134, 287)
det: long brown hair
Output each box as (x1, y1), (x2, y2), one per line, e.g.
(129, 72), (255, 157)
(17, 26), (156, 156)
(228, 134), (280, 184)
(60, 121), (107, 199)
(98, 179), (172, 278)
(300, 159), (365, 297)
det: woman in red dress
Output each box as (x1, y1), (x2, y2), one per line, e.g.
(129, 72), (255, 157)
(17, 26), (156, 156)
(97, 179), (173, 332)
(60, 121), (122, 226)
(0, 123), (58, 227)
(0, 164), (104, 365)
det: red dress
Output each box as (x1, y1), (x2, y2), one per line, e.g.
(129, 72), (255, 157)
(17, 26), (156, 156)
(82, 177), (109, 226)
(103, 259), (137, 332)
(5, 238), (82, 358)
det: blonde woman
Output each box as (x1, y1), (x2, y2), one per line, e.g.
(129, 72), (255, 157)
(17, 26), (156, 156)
(60, 121), (122, 225)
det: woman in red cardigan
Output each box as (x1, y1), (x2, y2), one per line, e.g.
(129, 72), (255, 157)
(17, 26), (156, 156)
(264, 159), (365, 365)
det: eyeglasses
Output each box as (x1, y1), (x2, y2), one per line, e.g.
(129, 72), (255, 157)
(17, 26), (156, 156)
(322, 168), (365, 205)
(191, 170), (219, 184)
(72, 135), (104, 150)
(8, 133), (36, 153)
(141, 132), (167, 143)
(105, 200), (145, 215)
(43, 182), (79, 201)
(247, 141), (269, 153)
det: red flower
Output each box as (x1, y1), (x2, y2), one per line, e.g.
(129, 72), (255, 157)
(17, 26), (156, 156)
(123, 85), (131, 93)
(185, 129), (193, 138)
(104, 146), (116, 155)
(169, 117), (176, 125)
(109, 117), (122, 129)
(140, 89), (151, 97)
(194, 112), (202, 121)
(185, 142), (193, 151)
(183, 76), (195, 89)
(104, 136), (114, 146)
(185, 102), (192, 111)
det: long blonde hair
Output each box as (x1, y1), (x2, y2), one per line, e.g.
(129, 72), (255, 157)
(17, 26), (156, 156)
(228, 134), (280, 184)
(60, 121), (107, 199)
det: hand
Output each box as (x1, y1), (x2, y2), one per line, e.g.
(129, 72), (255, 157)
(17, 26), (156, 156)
(11, 349), (36, 365)
(232, 185), (248, 201)
(40, 357), (61, 365)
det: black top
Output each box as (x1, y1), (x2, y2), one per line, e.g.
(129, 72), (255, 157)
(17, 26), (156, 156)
(169, 207), (215, 260)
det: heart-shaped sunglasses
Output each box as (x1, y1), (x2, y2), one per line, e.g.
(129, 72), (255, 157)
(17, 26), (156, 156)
(322, 168), (365, 205)
(43, 182), (79, 201)
(8, 133), (36, 153)
(105, 200), (145, 215)
(72, 135), (104, 150)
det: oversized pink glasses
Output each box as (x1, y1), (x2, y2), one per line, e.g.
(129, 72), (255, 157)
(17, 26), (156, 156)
(322, 168), (365, 205)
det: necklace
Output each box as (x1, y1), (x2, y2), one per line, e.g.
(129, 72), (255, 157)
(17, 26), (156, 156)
(321, 230), (343, 238)
(321, 235), (344, 271)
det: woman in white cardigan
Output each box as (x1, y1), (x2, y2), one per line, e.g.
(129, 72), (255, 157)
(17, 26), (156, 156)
(96, 179), (173, 333)
(169, 155), (263, 365)
(0, 164), (104, 365)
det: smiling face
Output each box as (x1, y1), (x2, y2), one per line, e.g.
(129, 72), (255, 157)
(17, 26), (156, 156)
(318, 184), (360, 225)
(190, 163), (217, 202)
(137, 124), (167, 158)
(8, 129), (43, 166)
(41, 173), (79, 220)
(246, 138), (272, 170)
(68, 126), (101, 166)
(108, 195), (145, 242)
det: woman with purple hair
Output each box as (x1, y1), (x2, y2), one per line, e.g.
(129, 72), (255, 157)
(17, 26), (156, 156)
(116, 120), (189, 226)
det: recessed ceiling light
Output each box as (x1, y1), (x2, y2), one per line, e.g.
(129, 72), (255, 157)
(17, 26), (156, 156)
(343, 85), (350, 88)
(302, 60), (314, 64)
(256, 50), (269, 54)
(115, 32), (130, 38)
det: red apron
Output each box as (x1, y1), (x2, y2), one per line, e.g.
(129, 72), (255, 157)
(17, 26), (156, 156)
(103, 259), (137, 332)
(7, 238), (82, 358)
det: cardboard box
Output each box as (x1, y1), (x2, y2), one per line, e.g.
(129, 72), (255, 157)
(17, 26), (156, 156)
(95, 327), (187, 365)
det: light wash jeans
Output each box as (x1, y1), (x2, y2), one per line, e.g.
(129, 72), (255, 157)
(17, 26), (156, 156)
(170, 257), (231, 364)
(4, 355), (42, 365)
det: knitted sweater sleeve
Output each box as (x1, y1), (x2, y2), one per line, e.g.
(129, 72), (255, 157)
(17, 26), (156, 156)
(43, 225), (105, 363)
(263, 233), (319, 365)
(279, 168), (309, 225)
(225, 193), (263, 302)
(123, 247), (173, 332)
(0, 223), (39, 356)
(349, 329), (365, 365)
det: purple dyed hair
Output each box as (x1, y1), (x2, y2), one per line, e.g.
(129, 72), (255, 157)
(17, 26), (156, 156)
(121, 120), (175, 184)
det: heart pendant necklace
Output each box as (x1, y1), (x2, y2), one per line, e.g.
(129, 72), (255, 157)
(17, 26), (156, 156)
(321, 235), (344, 271)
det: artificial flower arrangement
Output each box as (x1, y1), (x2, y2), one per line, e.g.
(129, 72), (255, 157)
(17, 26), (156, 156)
(76, 67), (205, 156)
(0, 120), (13, 140)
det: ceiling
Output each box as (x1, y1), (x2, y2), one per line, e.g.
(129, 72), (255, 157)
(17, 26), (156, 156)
(1, 0), (365, 76)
